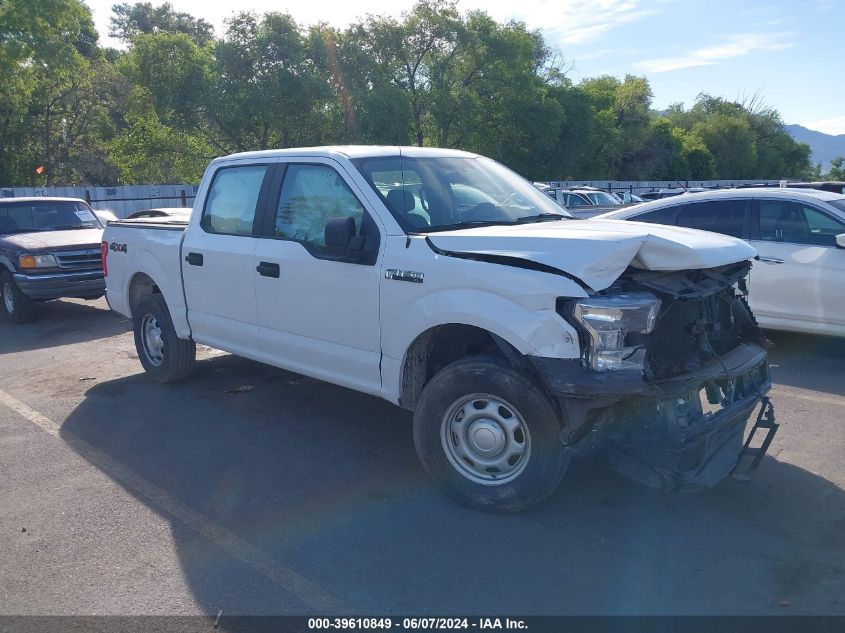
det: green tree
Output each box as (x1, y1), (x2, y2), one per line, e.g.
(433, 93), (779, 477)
(325, 24), (413, 144)
(678, 129), (716, 180)
(350, 0), (462, 148)
(827, 157), (845, 180)
(426, 12), (565, 176)
(692, 113), (756, 178)
(117, 32), (212, 129)
(109, 2), (214, 46)
(208, 12), (334, 152)
(108, 90), (213, 183)
(638, 118), (688, 180)
(577, 75), (653, 178)
(0, 0), (114, 185)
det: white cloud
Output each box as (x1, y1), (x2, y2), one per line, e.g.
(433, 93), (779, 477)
(517, 1), (655, 45)
(87, 0), (658, 48)
(633, 32), (795, 73)
(801, 116), (845, 136)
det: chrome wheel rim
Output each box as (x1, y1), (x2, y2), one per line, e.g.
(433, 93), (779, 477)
(141, 314), (165, 366)
(2, 281), (13, 314)
(440, 393), (531, 485)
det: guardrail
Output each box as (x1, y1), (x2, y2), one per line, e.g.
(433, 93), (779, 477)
(542, 180), (785, 194)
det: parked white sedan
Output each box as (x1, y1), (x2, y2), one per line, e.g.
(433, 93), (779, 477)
(596, 188), (845, 337)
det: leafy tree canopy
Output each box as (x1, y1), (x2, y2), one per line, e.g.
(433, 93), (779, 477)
(0, 0), (816, 185)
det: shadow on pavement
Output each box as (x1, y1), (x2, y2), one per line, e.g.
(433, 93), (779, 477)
(60, 353), (845, 615)
(0, 299), (129, 354)
(765, 330), (845, 396)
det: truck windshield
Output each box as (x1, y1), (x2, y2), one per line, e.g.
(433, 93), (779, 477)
(353, 155), (573, 232)
(0, 201), (102, 234)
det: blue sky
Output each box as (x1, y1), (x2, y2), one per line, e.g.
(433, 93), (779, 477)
(86, 0), (845, 134)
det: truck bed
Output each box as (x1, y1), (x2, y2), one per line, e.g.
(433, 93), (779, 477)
(102, 219), (191, 338)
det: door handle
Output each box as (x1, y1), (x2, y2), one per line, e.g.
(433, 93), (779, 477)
(185, 252), (203, 266)
(755, 256), (784, 264)
(256, 261), (280, 278)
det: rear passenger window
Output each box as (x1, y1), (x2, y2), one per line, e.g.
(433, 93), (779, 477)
(676, 200), (748, 238)
(563, 194), (588, 207)
(274, 164), (365, 254)
(201, 165), (267, 236)
(758, 200), (845, 247)
(632, 206), (679, 225)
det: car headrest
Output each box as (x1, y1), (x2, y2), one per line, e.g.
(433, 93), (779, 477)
(386, 189), (415, 214)
(0, 216), (19, 232)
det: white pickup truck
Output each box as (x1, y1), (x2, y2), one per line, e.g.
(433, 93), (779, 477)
(102, 146), (777, 511)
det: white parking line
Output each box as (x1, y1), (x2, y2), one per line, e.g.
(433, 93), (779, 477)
(0, 388), (348, 613)
(771, 385), (845, 409)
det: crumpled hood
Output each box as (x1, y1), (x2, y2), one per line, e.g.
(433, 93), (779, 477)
(1, 228), (103, 252)
(426, 218), (757, 290)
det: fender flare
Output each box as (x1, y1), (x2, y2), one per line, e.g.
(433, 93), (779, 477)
(125, 250), (191, 339)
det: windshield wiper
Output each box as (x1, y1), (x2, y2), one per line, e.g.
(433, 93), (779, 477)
(515, 213), (571, 223)
(416, 220), (518, 233)
(50, 225), (87, 230)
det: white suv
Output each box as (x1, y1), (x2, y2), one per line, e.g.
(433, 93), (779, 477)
(597, 188), (845, 337)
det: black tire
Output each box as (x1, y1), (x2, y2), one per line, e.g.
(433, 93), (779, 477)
(0, 270), (35, 324)
(413, 355), (568, 513)
(132, 294), (196, 383)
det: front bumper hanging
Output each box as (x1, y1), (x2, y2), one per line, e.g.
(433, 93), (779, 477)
(532, 344), (778, 492)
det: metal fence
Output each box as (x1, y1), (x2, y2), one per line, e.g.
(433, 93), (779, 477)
(543, 179), (784, 194)
(0, 179), (785, 218)
(0, 184), (199, 219)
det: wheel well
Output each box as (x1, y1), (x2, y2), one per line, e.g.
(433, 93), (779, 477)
(399, 324), (523, 410)
(128, 273), (161, 317)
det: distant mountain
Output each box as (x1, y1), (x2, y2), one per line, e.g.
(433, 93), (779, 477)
(786, 124), (845, 173)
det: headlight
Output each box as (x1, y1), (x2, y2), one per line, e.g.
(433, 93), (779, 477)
(18, 254), (58, 269)
(571, 293), (661, 371)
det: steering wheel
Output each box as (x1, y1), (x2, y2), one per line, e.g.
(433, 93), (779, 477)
(500, 192), (522, 206)
(463, 202), (512, 221)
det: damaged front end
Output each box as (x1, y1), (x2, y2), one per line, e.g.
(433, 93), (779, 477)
(531, 260), (778, 492)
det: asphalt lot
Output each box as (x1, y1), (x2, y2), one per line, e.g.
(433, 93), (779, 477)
(1, 298), (844, 616)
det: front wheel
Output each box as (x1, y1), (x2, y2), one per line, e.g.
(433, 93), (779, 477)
(413, 355), (568, 512)
(133, 294), (196, 383)
(0, 270), (35, 324)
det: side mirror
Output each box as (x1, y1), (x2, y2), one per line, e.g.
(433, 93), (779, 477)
(325, 216), (365, 260)
(836, 233), (845, 249)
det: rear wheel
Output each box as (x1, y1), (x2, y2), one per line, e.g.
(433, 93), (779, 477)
(0, 270), (35, 324)
(413, 355), (568, 512)
(133, 294), (196, 383)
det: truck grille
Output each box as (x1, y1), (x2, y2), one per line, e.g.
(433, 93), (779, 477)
(646, 288), (742, 380)
(612, 261), (755, 382)
(55, 249), (102, 270)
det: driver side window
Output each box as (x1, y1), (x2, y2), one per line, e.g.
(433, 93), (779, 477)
(274, 164), (365, 255)
(758, 200), (845, 247)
